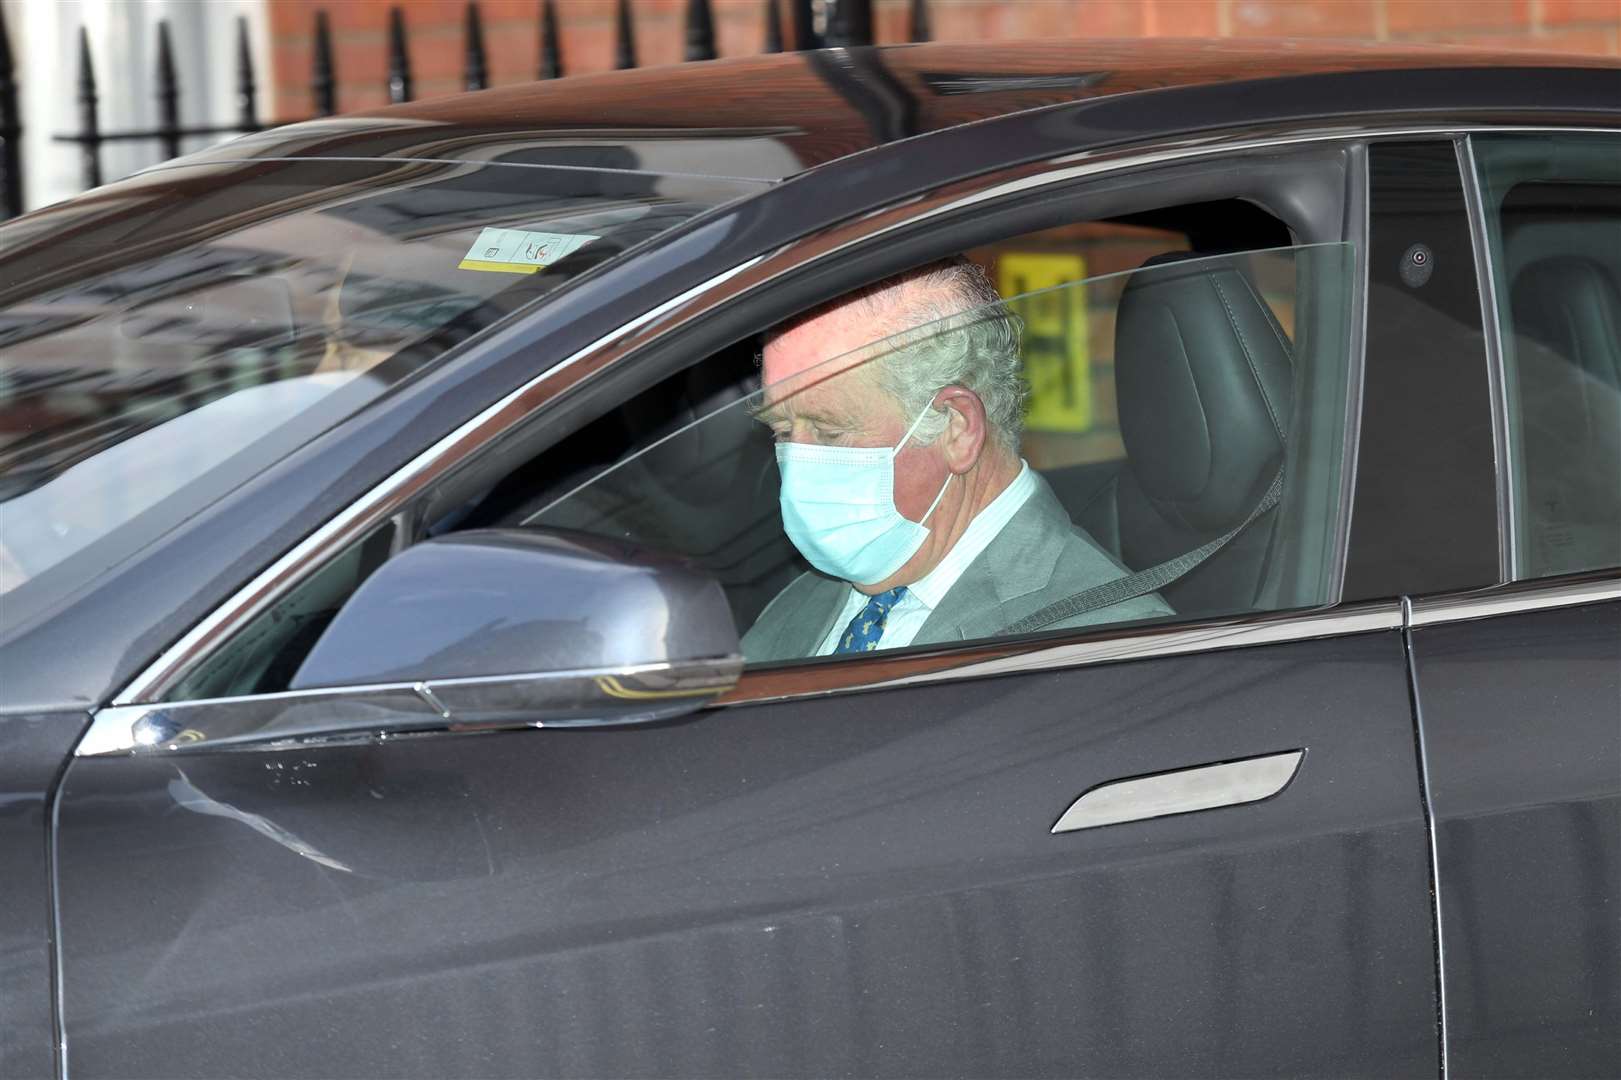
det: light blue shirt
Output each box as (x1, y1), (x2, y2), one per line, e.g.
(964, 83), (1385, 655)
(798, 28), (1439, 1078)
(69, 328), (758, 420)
(815, 460), (1038, 655)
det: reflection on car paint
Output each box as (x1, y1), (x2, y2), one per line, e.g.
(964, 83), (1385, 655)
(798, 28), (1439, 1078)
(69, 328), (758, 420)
(168, 767), (355, 874)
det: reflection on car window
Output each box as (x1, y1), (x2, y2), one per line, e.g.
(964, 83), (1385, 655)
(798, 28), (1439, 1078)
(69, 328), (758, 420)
(1472, 133), (1621, 579)
(527, 242), (1356, 664)
(0, 158), (753, 625)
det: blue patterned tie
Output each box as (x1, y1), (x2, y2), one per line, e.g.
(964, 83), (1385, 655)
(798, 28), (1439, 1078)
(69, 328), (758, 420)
(834, 586), (909, 654)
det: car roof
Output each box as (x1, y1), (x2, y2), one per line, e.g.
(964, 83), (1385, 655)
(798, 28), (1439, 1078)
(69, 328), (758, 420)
(197, 38), (1618, 182)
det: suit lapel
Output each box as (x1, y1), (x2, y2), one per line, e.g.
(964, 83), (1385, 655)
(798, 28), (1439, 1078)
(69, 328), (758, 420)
(777, 575), (851, 658)
(915, 476), (1070, 644)
(914, 568), (993, 644)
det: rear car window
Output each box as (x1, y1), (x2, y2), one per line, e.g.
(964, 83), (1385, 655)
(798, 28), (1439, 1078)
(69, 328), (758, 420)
(0, 158), (754, 629)
(1471, 132), (1621, 580)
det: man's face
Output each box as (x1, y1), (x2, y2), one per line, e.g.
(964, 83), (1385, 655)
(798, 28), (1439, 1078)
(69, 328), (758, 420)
(758, 299), (950, 528)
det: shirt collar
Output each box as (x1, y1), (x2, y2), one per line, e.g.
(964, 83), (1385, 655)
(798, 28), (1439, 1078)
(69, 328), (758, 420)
(906, 460), (1036, 610)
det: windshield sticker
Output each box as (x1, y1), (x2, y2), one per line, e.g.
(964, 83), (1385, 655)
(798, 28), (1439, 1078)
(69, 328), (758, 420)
(458, 228), (599, 274)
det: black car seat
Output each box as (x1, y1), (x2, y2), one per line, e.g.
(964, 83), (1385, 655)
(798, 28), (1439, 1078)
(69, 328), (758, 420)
(516, 344), (806, 629)
(1513, 256), (1621, 394)
(1507, 254), (1621, 574)
(1062, 254), (1296, 619)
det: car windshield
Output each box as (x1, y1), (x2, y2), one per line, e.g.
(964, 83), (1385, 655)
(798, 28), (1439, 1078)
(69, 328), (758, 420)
(0, 157), (755, 630)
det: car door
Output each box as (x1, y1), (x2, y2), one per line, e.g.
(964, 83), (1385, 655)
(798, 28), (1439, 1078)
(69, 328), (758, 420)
(1405, 131), (1621, 1077)
(50, 139), (1442, 1078)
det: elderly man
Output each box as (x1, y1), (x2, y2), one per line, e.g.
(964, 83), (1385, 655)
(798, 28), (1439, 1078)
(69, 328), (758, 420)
(743, 257), (1171, 662)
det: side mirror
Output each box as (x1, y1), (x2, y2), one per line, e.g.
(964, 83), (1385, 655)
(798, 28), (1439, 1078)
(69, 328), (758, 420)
(78, 530), (742, 756)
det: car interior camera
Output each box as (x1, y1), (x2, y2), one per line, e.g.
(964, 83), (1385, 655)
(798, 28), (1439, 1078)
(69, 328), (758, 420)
(1400, 242), (1434, 288)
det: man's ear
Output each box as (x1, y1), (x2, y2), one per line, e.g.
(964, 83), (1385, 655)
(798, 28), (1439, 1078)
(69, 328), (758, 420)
(933, 386), (988, 474)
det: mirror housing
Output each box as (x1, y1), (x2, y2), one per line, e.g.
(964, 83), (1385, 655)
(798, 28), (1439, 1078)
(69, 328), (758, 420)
(77, 530), (742, 756)
(288, 527), (742, 728)
(292, 529), (738, 692)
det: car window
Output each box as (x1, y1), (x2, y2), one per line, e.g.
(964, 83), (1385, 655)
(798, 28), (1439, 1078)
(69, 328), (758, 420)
(158, 238), (1356, 699)
(1471, 132), (1621, 579)
(0, 158), (755, 631)
(523, 241), (1355, 664)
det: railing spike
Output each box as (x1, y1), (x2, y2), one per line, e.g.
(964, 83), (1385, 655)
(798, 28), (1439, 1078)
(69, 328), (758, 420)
(0, 2), (22, 218)
(614, 0), (637, 70)
(851, 0), (875, 45)
(464, 1), (488, 91)
(684, 0), (716, 62)
(155, 21), (181, 160)
(312, 11), (336, 116)
(75, 28), (102, 188)
(235, 16), (259, 130)
(762, 0), (783, 53)
(0, 6), (13, 91)
(388, 7), (414, 102)
(825, 2), (848, 47)
(539, 0), (562, 79)
(827, 0), (872, 47)
(789, 0), (816, 50)
(909, 0), (930, 42)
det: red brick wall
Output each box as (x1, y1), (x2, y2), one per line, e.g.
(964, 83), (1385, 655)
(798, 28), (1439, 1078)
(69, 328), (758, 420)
(268, 0), (1621, 121)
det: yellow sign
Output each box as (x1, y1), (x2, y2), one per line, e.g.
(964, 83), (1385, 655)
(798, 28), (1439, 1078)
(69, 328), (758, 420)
(998, 253), (1090, 433)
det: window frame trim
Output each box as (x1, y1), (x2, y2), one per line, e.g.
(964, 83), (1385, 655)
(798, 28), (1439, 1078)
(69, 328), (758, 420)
(720, 570), (1615, 711)
(1456, 133), (1520, 582)
(720, 602), (1404, 709)
(1408, 567), (1621, 628)
(110, 121), (1621, 710)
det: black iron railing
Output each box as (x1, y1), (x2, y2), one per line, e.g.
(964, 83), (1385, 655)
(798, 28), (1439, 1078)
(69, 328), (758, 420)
(0, 0), (934, 222)
(0, 4), (26, 216)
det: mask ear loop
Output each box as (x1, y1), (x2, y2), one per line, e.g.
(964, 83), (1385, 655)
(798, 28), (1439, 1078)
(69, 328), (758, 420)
(891, 396), (941, 457)
(892, 396), (953, 527)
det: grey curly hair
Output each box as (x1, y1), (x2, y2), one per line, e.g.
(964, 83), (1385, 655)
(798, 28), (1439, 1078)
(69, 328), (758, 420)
(770, 258), (1027, 451)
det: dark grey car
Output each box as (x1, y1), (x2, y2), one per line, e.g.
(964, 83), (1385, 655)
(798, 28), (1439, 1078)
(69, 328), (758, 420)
(1, 39), (1617, 1080)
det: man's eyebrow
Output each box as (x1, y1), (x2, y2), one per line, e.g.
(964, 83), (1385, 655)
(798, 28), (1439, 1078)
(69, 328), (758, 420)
(748, 403), (849, 427)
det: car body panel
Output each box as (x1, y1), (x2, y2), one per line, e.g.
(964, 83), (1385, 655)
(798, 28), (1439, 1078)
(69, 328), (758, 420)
(1411, 598), (1621, 1077)
(0, 710), (87, 1079)
(54, 631), (1434, 1078)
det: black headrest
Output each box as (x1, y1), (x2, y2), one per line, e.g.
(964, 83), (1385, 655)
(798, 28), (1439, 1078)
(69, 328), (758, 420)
(617, 350), (759, 504)
(1511, 255), (1621, 388)
(1114, 254), (1293, 532)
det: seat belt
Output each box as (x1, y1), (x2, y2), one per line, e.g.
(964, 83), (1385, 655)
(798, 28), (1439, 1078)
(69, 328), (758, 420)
(998, 466), (1285, 637)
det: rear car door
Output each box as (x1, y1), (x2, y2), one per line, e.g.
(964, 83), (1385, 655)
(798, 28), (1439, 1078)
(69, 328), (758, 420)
(1407, 131), (1621, 1077)
(51, 139), (1442, 1078)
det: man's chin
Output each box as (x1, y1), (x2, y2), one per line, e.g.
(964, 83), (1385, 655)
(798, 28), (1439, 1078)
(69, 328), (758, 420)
(851, 565), (926, 595)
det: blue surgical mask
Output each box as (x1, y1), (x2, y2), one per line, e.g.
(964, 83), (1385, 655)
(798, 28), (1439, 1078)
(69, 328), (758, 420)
(775, 402), (952, 586)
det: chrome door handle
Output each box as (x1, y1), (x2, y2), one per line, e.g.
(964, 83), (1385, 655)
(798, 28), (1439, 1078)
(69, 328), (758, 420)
(1052, 749), (1304, 833)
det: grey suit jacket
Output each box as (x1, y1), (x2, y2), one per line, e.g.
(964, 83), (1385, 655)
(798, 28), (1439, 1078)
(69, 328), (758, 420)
(743, 473), (1174, 663)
